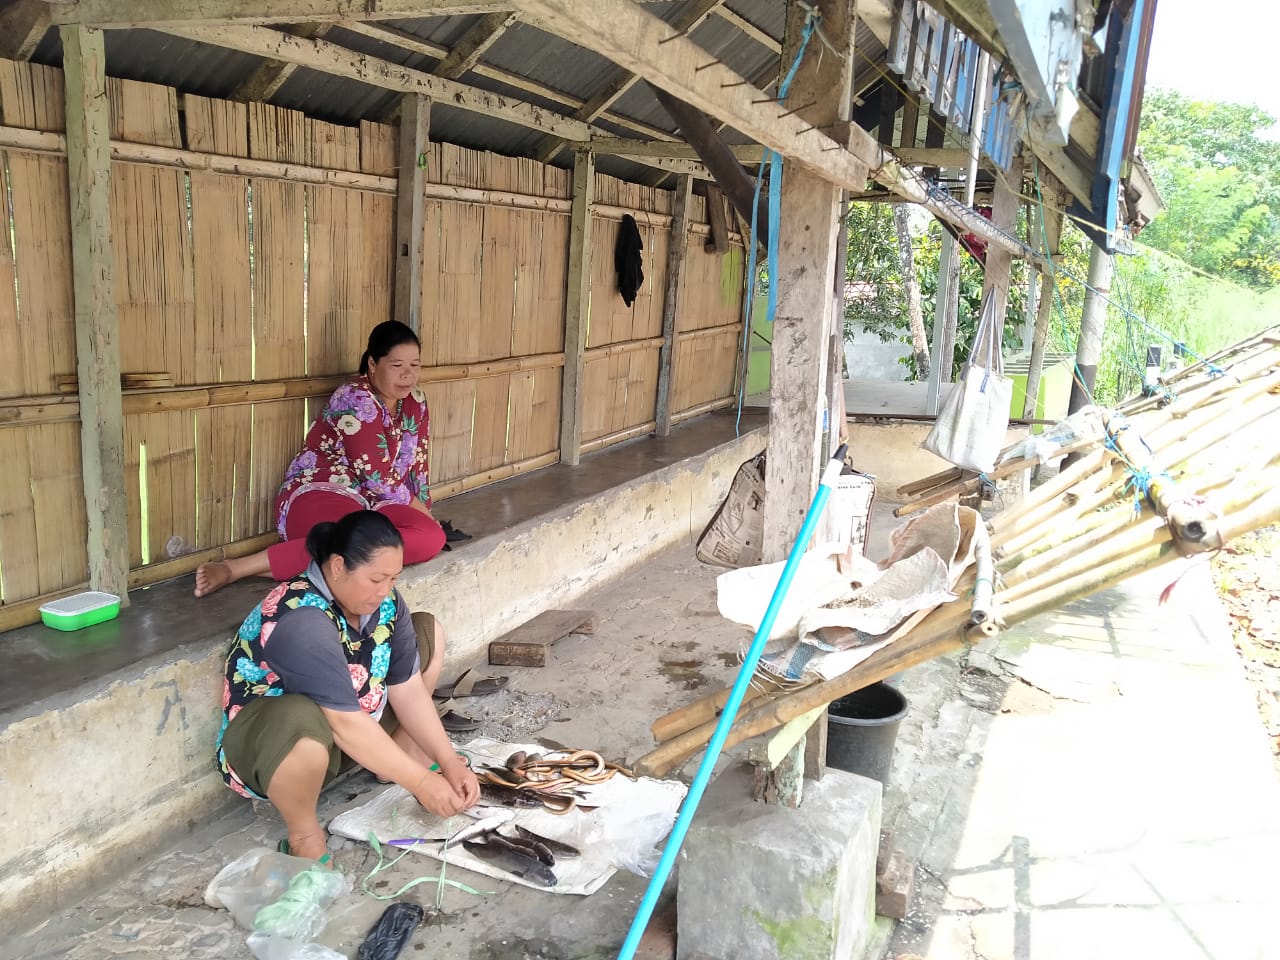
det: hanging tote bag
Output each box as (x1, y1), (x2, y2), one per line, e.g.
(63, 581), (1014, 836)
(923, 288), (1013, 473)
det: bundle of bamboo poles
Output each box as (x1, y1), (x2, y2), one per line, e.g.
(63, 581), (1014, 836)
(635, 328), (1280, 778)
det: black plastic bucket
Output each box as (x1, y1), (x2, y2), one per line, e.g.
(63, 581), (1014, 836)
(826, 682), (909, 786)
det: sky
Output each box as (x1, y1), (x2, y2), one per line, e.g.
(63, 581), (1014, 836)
(1144, 0), (1280, 131)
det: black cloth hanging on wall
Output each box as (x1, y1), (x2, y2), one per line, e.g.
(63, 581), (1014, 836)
(615, 214), (645, 307)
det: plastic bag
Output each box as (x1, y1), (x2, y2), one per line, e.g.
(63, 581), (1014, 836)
(252, 861), (350, 941)
(924, 289), (1012, 473)
(358, 902), (424, 960)
(246, 932), (346, 960)
(595, 808), (678, 878)
(205, 849), (317, 931)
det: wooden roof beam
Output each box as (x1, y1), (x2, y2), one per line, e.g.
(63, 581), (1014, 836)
(433, 10), (519, 80)
(160, 23), (595, 141)
(530, 0), (727, 165)
(582, 137), (764, 163)
(338, 20), (679, 143)
(712, 7), (780, 53)
(230, 23), (332, 102)
(0, 0), (51, 60)
(48, 0), (509, 29)
(509, 0), (1047, 266)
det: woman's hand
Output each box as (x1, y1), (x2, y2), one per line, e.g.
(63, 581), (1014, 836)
(411, 768), (468, 818)
(439, 755), (480, 808)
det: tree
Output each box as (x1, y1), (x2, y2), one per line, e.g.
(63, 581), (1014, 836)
(892, 204), (930, 377)
(1137, 90), (1280, 289)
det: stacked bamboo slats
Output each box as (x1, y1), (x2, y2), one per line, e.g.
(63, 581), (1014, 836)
(636, 328), (1280, 778)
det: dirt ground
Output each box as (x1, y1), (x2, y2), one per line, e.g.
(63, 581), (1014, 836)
(1211, 524), (1280, 774)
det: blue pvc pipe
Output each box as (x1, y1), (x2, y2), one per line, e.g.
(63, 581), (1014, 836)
(616, 445), (848, 960)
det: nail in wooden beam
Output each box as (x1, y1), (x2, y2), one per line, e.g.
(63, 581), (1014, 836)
(559, 149), (595, 466)
(61, 24), (129, 603)
(394, 94), (431, 332)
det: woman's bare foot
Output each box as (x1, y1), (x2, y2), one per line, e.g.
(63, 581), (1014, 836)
(287, 826), (329, 860)
(194, 561), (234, 597)
(194, 549), (274, 597)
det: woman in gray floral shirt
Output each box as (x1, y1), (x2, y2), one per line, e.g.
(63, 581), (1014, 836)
(196, 321), (446, 597)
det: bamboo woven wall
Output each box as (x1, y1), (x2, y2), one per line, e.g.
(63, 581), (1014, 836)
(672, 193), (747, 415)
(582, 175), (672, 444)
(0, 57), (748, 615)
(416, 143), (569, 492)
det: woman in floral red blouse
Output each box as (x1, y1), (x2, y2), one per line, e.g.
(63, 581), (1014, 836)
(195, 321), (447, 597)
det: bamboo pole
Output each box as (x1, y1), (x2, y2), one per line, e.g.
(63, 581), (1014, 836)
(583, 337), (665, 361)
(897, 465), (965, 498)
(428, 451), (560, 500)
(671, 396), (737, 423)
(580, 421), (657, 454)
(0, 354), (567, 428)
(651, 684), (765, 744)
(636, 481), (1280, 778)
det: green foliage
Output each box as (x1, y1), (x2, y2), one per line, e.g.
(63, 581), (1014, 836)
(826, 89), (1279, 399)
(844, 204), (1028, 380)
(841, 202), (906, 338)
(1137, 90), (1280, 289)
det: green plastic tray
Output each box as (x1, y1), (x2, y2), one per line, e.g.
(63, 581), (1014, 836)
(39, 591), (121, 631)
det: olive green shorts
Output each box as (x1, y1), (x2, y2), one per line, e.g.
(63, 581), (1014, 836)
(221, 611), (438, 796)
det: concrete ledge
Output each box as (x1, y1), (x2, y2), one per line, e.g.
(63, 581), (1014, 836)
(0, 420), (767, 937)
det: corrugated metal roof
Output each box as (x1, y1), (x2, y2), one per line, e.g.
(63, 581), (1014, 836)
(35, 28), (264, 102)
(21, 1), (903, 186)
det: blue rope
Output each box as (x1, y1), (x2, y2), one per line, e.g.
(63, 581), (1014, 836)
(734, 13), (818, 436)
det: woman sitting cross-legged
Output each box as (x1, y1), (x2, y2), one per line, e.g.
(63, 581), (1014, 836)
(194, 319), (446, 598)
(214, 510), (479, 859)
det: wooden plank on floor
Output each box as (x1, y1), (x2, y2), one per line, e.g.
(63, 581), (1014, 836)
(488, 609), (596, 667)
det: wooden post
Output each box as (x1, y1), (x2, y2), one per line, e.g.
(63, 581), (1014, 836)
(761, 0), (860, 563)
(394, 94), (430, 332)
(980, 155), (1023, 331)
(62, 25), (129, 603)
(1023, 190), (1063, 419)
(1070, 242), (1113, 414)
(559, 148), (595, 465)
(655, 174), (692, 437)
(925, 228), (958, 415)
(826, 192), (850, 457)
(803, 708), (829, 781)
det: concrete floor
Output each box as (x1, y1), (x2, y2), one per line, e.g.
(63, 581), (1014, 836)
(10, 499), (1280, 960)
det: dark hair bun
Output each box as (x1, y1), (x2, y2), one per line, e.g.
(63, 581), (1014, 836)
(307, 511), (403, 568)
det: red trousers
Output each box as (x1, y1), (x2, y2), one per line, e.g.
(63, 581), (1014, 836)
(267, 490), (446, 581)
